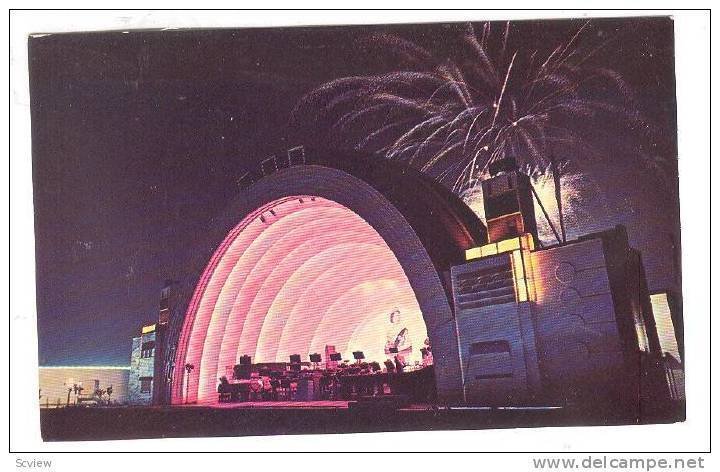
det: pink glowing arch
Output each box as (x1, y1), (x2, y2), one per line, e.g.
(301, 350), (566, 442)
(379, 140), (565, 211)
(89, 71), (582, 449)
(173, 196), (428, 404)
(168, 162), (485, 405)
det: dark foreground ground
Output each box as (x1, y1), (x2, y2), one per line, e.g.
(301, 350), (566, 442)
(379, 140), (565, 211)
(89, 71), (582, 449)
(40, 401), (685, 442)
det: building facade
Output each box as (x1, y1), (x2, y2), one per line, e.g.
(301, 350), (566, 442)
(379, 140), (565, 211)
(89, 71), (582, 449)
(38, 366), (129, 407)
(452, 167), (670, 409)
(126, 280), (181, 406)
(128, 324), (157, 405)
(134, 148), (681, 413)
(650, 291), (685, 400)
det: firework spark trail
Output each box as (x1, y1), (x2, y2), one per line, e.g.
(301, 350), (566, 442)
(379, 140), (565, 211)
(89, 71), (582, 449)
(492, 51), (517, 129)
(292, 21), (671, 239)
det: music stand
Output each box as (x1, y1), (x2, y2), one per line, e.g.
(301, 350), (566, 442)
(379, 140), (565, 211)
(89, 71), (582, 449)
(289, 354), (301, 364)
(329, 353), (342, 362)
(388, 347), (399, 354)
(233, 364), (251, 380)
(234, 354), (253, 380)
(352, 351), (365, 364)
(309, 353), (321, 369)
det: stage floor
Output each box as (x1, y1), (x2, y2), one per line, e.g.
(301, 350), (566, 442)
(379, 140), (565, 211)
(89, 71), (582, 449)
(176, 400), (439, 410)
(190, 400), (351, 409)
(40, 402), (684, 442)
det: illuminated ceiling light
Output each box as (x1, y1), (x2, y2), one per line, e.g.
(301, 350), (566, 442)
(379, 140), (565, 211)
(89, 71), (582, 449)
(465, 233), (534, 261)
(511, 249), (528, 303)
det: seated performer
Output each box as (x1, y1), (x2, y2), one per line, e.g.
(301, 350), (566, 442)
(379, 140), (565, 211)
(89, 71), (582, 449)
(421, 337), (434, 367)
(261, 375), (272, 400)
(394, 355), (405, 373)
(217, 376), (231, 402)
(384, 308), (413, 361)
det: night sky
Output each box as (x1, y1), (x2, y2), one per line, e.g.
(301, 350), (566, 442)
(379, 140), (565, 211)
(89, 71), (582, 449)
(29, 17), (679, 366)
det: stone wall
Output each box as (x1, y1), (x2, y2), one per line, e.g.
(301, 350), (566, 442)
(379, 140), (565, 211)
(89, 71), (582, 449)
(450, 230), (652, 407)
(128, 332), (156, 405)
(451, 253), (541, 405)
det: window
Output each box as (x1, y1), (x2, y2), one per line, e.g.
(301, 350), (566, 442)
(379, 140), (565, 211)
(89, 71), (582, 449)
(141, 341), (155, 358)
(511, 249), (529, 302)
(468, 341), (513, 380)
(454, 258), (516, 310)
(140, 377), (153, 393)
(633, 312), (650, 352)
(470, 340), (511, 356)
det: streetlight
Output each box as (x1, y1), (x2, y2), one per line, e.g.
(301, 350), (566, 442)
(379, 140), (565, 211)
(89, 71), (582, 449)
(72, 383), (84, 405)
(184, 363), (195, 404)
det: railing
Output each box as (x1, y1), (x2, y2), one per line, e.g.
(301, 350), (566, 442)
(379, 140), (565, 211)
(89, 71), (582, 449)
(236, 145), (306, 190)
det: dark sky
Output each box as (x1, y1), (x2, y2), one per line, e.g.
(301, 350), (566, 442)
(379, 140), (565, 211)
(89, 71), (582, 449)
(29, 17), (679, 366)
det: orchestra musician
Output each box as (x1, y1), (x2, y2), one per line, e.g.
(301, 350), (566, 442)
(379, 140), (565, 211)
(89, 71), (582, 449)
(217, 327), (435, 403)
(218, 376), (231, 402)
(421, 337), (434, 367)
(394, 355), (405, 373)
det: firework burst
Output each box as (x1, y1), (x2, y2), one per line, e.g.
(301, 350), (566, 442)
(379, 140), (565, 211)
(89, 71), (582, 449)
(292, 21), (674, 244)
(461, 159), (615, 244)
(294, 21), (667, 192)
